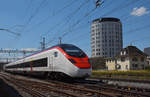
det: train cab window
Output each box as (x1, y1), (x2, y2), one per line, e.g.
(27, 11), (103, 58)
(60, 44), (86, 58)
(54, 52), (58, 57)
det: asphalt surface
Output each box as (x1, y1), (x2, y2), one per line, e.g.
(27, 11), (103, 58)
(0, 78), (22, 97)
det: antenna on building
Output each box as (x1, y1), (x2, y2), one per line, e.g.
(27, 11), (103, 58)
(40, 37), (46, 50)
(130, 42), (132, 46)
(59, 37), (62, 44)
(130, 40), (136, 46)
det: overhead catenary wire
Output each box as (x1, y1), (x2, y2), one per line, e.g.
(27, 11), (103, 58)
(20, 0), (149, 51)
(9, 25), (24, 32)
(75, 24), (150, 48)
(64, 0), (91, 24)
(39, 0), (104, 47)
(44, 0), (93, 46)
(45, 8), (94, 45)
(64, 0), (142, 39)
(66, 24), (150, 48)
(121, 0), (150, 21)
(125, 14), (150, 26)
(25, 0), (77, 35)
(61, 0), (150, 49)
(26, 0), (47, 25)
(22, 0), (35, 21)
(22, 0), (48, 32)
(58, 0), (139, 39)
(61, 8), (97, 37)
(68, 0), (149, 39)
(45, 2), (103, 46)
(129, 36), (150, 46)
(70, 24), (150, 51)
(42, 0), (90, 37)
(48, 0), (113, 45)
(125, 24), (150, 35)
(101, 0), (141, 17)
(52, 0), (77, 16)
(64, 0), (147, 44)
(0, 28), (21, 36)
(43, 0), (144, 40)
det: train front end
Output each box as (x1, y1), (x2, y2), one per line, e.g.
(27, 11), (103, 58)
(58, 44), (92, 78)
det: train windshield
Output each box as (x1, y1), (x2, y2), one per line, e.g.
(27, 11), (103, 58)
(60, 45), (86, 58)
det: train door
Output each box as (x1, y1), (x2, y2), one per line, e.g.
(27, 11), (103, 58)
(49, 55), (53, 71)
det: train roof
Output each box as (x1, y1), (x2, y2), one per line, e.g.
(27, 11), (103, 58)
(26, 44), (76, 57)
(52, 44), (76, 48)
(5, 44), (77, 66)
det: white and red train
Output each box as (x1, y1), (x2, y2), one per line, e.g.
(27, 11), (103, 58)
(4, 44), (92, 79)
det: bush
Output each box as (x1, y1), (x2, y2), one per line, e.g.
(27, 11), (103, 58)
(89, 57), (106, 70)
(145, 66), (150, 71)
(92, 70), (150, 76)
(92, 70), (150, 80)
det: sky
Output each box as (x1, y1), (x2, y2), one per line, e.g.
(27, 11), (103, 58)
(0, 0), (150, 57)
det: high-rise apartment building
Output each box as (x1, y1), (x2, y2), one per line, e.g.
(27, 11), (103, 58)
(91, 17), (123, 57)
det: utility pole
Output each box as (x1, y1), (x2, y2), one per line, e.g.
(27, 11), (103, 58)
(40, 37), (46, 50)
(59, 37), (62, 44)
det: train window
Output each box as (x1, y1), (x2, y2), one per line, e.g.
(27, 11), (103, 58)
(5, 58), (48, 69)
(54, 52), (58, 57)
(61, 45), (86, 58)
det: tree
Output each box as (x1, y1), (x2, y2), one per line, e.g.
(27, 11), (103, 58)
(89, 57), (106, 70)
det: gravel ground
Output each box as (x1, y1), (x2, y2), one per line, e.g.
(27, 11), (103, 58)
(0, 78), (22, 97)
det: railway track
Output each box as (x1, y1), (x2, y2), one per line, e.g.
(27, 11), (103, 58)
(0, 72), (117, 97)
(0, 74), (47, 97)
(73, 79), (150, 97)
(1, 72), (150, 97)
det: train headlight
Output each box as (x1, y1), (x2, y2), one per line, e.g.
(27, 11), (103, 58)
(68, 59), (76, 64)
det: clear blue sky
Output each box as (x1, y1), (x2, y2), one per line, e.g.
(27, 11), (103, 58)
(0, 0), (150, 57)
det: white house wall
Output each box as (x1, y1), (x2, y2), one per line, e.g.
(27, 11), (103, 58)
(117, 57), (130, 71)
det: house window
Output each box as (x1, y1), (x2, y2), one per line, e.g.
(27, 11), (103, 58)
(132, 57), (138, 61)
(132, 64), (138, 68)
(121, 57), (125, 62)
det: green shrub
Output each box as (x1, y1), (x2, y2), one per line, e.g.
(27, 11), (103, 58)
(92, 70), (150, 80)
(89, 57), (106, 70)
(145, 66), (150, 71)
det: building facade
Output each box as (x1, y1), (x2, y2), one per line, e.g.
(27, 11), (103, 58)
(91, 17), (123, 57)
(106, 46), (148, 71)
(144, 47), (150, 66)
(146, 56), (150, 66)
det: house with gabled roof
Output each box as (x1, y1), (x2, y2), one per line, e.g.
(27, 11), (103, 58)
(106, 46), (148, 70)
